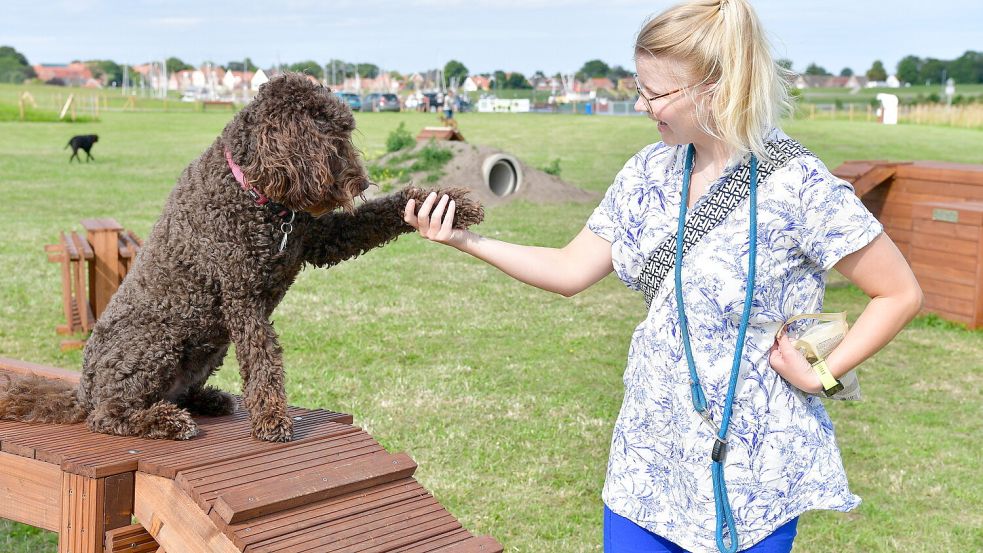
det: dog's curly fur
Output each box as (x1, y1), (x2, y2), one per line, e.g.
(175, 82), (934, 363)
(0, 73), (483, 442)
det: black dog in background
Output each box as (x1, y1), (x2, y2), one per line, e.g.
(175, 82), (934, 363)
(66, 134), (98, 162)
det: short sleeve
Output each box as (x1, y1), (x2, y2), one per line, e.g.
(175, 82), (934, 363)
(797, 157), (883, 270)
(586, 157), (637, 243)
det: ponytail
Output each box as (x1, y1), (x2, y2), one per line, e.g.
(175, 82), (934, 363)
(634, 0), (792, 160)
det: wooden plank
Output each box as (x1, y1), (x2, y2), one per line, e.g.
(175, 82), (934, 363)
(916, 275), (976, 304)
(911, 233), (978, 257)
(911, 201), (983, 226)
(851, 165), (896, 197)
(0, 451), (62, 531)
(896, 179), (983, 202)
(388, 530), (473, 553)
(103, 472), (135, 535)
(923, 293), (977, 319)
(974, 237), (983, 329)
(911, 218), (980, 241)
(431, 536), (504, 553)
(897, 162), (983, 187)
(178, 433), (379, 495)
(0, 358), (81, 384)
(219, 480), (427, 551)
(105, 523), (160, 553)
(909, 247), (978, 274)
(213, 452), (418, 524)
(72, 231), (95, 260)
(910, 261), (978, 287)
(262, 506), (457, 553)
(133, 472), (240, 553)
(247, 497), (447, 552)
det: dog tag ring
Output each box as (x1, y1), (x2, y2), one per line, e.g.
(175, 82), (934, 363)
(279, 211), (296, 252)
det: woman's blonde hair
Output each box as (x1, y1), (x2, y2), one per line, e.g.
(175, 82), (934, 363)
(634, 0), (792, 160)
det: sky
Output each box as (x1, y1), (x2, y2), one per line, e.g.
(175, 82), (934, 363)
(3, 0), (981, 79)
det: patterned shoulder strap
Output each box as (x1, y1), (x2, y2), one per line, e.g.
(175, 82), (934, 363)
(638, 139), (815, 307)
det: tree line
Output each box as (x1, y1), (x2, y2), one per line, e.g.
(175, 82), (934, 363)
(784, 51), (982, 85)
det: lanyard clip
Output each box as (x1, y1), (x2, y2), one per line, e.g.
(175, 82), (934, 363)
(698, 409), (728, 463)
(697, 409), (720, 435)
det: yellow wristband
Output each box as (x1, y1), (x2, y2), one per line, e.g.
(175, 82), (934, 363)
(811, 358), (843, 396)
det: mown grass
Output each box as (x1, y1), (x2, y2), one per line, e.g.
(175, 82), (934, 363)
(0, 105), (981, 552)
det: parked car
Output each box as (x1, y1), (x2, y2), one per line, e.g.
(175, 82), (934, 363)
(362, 93), (400, 112)
(421, 92), (442, 112)
(333, 91), (361, 112)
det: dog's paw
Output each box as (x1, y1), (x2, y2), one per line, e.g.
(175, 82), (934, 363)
(142, 403), (199, 440)
(404, 186), (484, 229)
(252, 412), (294, 442)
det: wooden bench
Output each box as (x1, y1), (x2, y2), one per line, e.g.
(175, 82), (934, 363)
(0, 358), (502, 553)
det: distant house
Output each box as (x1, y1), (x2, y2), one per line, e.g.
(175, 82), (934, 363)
(462, 75), (491, 92)
(793, 74), (829, 89)
(405, 73), (425, 91)
(587, 77), (615, 91)
(251, 69), (269, 91)
(617, 76), (636, 92)
(32, 62), (96, 87)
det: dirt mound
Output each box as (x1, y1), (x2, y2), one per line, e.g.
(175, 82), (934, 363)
(366, 140), (597, 206)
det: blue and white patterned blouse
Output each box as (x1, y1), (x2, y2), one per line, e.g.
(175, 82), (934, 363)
(587, 128), (883, 552)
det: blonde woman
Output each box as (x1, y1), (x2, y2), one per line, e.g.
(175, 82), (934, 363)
(404, 1), (922, 551)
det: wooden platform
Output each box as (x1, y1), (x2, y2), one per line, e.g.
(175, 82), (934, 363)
(834, 160), (983, 328)
(0, 358), (502, 553)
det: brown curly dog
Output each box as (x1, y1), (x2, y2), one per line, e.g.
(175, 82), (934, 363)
(0, 73), (483, 441)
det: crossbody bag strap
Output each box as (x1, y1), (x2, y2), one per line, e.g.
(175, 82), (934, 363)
(638, 139), (816, 307)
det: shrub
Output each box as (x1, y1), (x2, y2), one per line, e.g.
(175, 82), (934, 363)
(542, 158), (562, 176)
(409, 141), (453, 173)
(385, 122), (415, 153)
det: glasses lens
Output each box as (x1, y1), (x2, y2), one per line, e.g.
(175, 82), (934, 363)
(633, 75), (649, 112)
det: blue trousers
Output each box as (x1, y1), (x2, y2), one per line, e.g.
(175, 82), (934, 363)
(604, 505), (797, 553)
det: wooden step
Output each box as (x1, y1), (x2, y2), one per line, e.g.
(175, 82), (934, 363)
(212, 452), (418, 524)
(432, 536), (504, 553)
(105, 523), (160, 553)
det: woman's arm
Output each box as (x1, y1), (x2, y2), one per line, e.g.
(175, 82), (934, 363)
(404, 192), (614, 297)
(769, 233), (924, 393)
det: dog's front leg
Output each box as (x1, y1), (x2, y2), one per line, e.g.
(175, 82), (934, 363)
(223, 303), (292, 442)
(302, 186), (484, 268)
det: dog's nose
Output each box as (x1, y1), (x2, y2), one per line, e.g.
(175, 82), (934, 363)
(360, 180), (370, 193)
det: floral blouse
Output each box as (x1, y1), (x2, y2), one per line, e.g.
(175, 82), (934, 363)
(587, 129), (883, 552)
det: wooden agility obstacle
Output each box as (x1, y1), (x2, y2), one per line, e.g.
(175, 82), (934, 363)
(44, 219), (142, 350)
(0, 358), (503, 553)
(834, 160), (983, 328)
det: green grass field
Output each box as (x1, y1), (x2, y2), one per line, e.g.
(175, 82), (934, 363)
(0, 97), (982, 552)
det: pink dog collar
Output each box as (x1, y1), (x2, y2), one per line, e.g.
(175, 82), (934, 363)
(224, 147), (290, 218)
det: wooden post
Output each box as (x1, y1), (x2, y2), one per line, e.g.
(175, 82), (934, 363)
(59, 471), (134, 553)
(82, 219), (123, 322)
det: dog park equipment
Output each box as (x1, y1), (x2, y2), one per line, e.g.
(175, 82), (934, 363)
(45, 219), (142, 350)
(834, 160), (983, 328)
(416, 126), (465, 142)
(481, 154), (522, 197)
(0, 358), (503, 553)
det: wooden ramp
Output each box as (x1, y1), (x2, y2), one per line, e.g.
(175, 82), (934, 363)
(0, 358), (502, 553)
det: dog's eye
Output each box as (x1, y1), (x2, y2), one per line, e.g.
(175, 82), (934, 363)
(314, 116), (329, 127)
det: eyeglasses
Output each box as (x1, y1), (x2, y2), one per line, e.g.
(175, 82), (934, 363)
(633, 73), (690, 113)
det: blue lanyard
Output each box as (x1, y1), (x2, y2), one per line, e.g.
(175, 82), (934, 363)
(674, 144), (757, 553)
